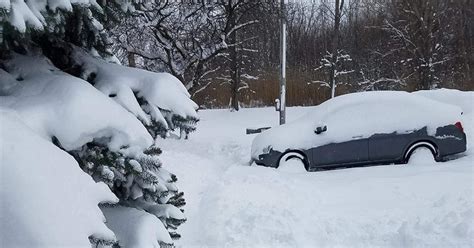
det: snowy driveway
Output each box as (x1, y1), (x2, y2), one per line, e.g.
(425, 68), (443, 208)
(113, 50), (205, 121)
(160, 102), (473, 247)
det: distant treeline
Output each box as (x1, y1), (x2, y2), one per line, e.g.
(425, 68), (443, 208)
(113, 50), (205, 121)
(112, 0), (473, 109)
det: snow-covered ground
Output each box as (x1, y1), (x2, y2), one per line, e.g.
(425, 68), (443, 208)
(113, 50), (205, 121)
(160, 90), (474, 247)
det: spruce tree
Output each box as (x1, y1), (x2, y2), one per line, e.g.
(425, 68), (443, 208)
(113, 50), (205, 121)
(1, 1), (193, 246)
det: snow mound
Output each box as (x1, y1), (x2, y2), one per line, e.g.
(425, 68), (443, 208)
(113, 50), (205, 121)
(72, 48), (198, 129)
(278, 157), (307, 173)
(252, 91), (463, 159)
(101, 206), (173, 248)
(0, 53), (153, 154)
(406, 147), (436, 165)
(0, 108), (117, 247)
(0, 68), (17, 95)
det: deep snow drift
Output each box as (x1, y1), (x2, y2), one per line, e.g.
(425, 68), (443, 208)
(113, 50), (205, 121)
(0, 109), (117, 247)
(159, 89), (473, 247)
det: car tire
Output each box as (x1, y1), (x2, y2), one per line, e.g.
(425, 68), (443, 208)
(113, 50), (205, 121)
(278, 152), (308, 172)
(404, 143), (437, 164)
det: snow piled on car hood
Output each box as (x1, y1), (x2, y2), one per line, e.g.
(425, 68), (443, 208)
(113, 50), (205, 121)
(251, 90), (463, 159)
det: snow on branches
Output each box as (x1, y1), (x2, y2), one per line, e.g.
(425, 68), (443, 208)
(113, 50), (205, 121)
(312, 50), (354, 98)
(1, 53), (153, 153)
(0, 50), (191, 246)
(73, 47), (199, 139)
(0, 0), (102, 32)
(1, 1), (196, 247)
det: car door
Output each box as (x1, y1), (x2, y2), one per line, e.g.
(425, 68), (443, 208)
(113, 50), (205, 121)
(310, 137), (369, 167)
(368, 131), (414, 163)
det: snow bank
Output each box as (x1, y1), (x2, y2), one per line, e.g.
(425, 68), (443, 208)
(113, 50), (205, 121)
(101, 206), (173, 248)
(0, 108), (117, 247)
(0, 53), (153, 154)
(72, 48), (198, 130)
(197, 164), (473, 248)
(0, 68), (17, 95)
(252, 91), (463, 158)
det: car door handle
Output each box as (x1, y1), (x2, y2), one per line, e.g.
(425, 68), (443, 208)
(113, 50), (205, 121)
(352, 135), (363, 139)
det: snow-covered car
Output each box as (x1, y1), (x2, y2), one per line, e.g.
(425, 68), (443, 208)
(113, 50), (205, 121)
(251, 91), (467, 171)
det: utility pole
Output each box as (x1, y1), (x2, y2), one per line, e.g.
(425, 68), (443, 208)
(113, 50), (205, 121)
(248, 0), (286, 135)
(278, 0), (287, 125)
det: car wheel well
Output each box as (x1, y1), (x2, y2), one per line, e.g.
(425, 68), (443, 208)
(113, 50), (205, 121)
(404, 140), (438, 163)
(278, 150), (309, 171)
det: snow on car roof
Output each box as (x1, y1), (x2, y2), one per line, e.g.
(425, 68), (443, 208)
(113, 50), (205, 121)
(251, 91), (463, 159)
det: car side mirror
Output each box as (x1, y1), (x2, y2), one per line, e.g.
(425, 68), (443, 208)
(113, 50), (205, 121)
(315, 125), (327, 134)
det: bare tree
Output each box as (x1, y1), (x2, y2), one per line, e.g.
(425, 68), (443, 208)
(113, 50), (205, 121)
(381, 0), (454, 90)
(311, 49), (355, 92)
(110, 0), (473, 108)
(328, 0), (344, 97)
(314, 0), (345, 98)
(111, 1), (259, 108)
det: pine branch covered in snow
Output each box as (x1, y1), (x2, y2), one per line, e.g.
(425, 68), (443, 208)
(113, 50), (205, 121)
(72, 47), (199, 139)
(73, 143), (187, 241)
(0, 0), (148, 57)
(0, 1), (199, 246)
(0, 51), (189, 247)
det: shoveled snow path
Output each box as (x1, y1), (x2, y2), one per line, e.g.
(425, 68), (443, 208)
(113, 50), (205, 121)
(159, 106), (473, 247)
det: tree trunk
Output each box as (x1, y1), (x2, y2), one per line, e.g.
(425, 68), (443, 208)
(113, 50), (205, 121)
(461, 0), (472, 84)
(330, 0), (343, 98)
(230, 47), (240, 111)
(127, 52), (136, 68)
(230, 14), (240, 111)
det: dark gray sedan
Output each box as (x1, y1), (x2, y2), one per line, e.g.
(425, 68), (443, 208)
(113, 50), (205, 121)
(251, 91), (467, 171)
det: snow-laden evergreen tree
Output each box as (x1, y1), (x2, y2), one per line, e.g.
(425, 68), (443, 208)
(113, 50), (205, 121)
(1, 1), (196, 247)
(73, 145), (186, 240)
